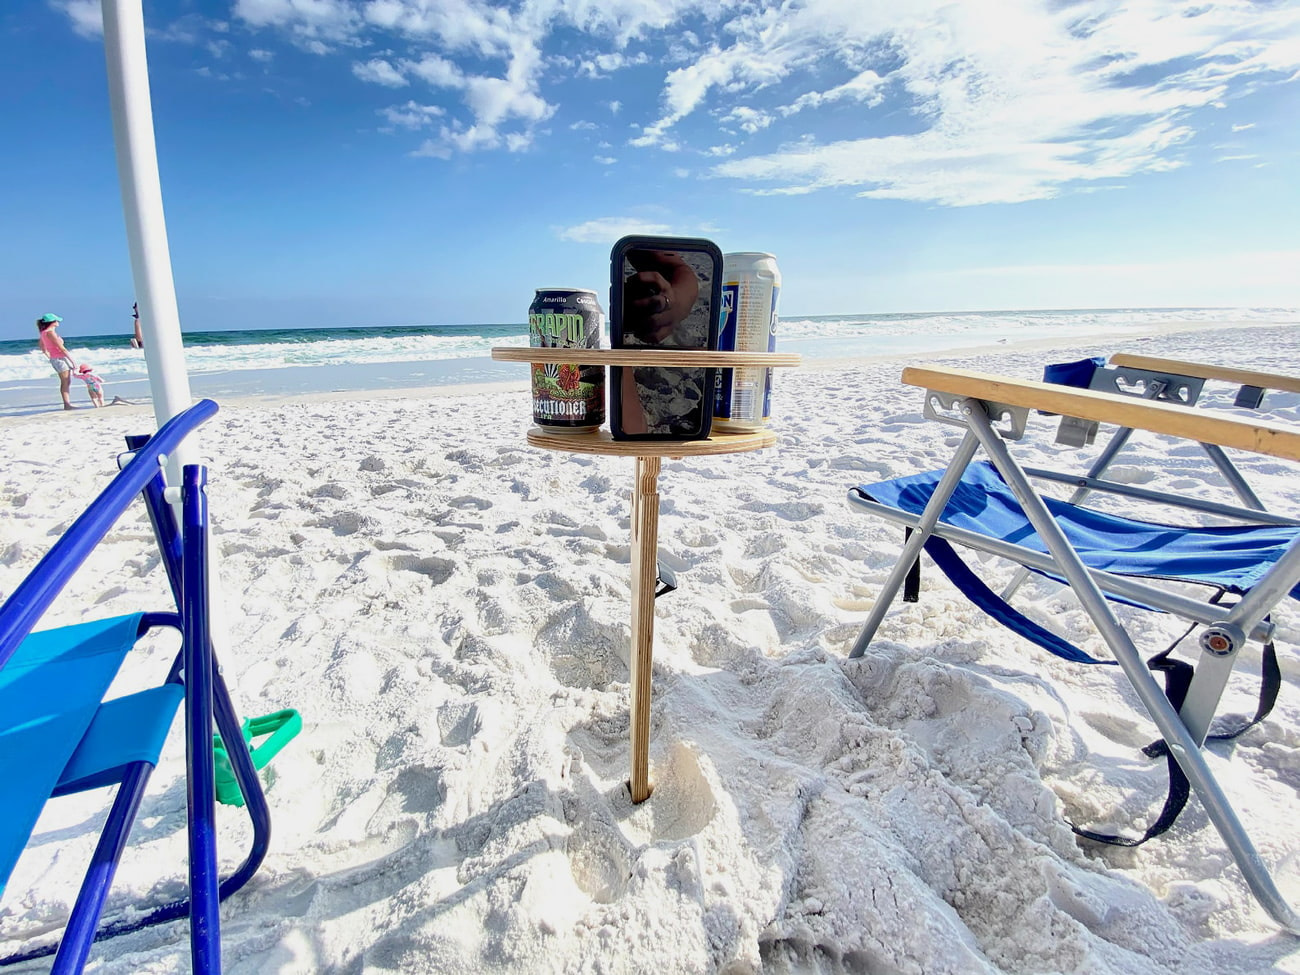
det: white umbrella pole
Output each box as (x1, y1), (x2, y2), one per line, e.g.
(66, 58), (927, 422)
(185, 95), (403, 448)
(101, 0), (194, 447)
(100, 0), (236, 720)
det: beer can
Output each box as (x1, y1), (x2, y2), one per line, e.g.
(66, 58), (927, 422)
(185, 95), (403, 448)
(713, 252), (780, 432)
(528, 288), (605, 433)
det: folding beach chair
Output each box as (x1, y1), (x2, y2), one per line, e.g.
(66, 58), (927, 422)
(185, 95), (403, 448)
(845, 366), (1300, 932)
(994, 354), (1300, 603)
(0, 400), (273, 973)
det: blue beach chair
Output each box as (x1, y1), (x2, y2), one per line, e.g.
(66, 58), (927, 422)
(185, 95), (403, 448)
(846, 366), (1300, 932)
(0, 400), (272, 973)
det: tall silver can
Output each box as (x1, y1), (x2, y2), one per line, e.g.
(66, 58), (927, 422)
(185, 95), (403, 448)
(713, 252), (780, 432)
(528, 288), (605, 433)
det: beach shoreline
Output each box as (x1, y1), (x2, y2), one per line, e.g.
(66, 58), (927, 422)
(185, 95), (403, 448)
(0, 316), (1289, 426)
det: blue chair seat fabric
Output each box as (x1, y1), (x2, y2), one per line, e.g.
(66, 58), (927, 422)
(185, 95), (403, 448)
(55, 683), (185, 796)
(860, 461), (1300, 598)
(0, 613), (154, 891)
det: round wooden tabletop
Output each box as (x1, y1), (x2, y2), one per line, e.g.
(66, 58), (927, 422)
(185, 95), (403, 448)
(526, 426), (778, 457)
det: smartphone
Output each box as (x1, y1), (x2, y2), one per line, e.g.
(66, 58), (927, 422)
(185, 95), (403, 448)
(608, 235), (722, 441)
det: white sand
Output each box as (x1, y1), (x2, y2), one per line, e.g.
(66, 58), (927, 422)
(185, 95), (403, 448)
(2, 322), (1300, 973)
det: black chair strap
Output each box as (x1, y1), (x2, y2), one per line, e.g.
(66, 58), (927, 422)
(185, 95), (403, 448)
(893, 535), (1281, 847)
(1074, 624), (1279, 847)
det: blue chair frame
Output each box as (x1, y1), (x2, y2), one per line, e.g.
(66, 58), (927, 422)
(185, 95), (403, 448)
(0, 400), (271, 973)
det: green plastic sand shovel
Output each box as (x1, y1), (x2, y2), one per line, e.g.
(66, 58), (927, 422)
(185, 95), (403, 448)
(212, 709), (302, 807)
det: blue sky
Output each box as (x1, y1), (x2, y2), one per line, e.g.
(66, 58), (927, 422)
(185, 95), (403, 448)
(2, 0), (1298, 338)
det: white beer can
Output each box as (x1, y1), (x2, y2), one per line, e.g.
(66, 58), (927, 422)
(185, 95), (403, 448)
(713, 252), (780, 432)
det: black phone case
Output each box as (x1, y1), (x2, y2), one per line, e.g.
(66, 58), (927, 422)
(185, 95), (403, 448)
(608, 235), (722, 442)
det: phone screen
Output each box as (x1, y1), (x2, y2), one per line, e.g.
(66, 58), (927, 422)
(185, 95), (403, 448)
(609, 236), (721, 440)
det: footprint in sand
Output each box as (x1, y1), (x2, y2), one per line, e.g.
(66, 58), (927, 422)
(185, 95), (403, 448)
(387, 554), (455, 585)
(827, 456), (894, 475)
(565, 821), (632, 903)
(310, 510), (375, 536)
(537, 606), (629, 689)
(676, 524), (722, 548)
(437, 701), (482, 747)
(1077, 709), (1151, 749)
(740, 500), (824, 522)
(744, 533), (786, 558)
(449, 495), (492, 510)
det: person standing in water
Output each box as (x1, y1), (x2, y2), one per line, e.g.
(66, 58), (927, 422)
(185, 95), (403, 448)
(131, 302), (144, 349)
(36, 313), (77, 410)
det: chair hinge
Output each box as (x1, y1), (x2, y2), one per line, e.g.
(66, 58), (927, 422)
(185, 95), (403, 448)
(923, 390), (1029, 439)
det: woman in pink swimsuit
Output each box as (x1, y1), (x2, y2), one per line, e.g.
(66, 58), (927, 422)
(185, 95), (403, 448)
(37, 313), (77, 410)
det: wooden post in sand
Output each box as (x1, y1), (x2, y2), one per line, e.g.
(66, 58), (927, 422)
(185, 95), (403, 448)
(628, 456), (661, 802)
(490, 347), (799, 803)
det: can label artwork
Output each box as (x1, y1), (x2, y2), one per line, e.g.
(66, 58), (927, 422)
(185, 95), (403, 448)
(528, 288), (605, 433)
(713, 253), (780, 431)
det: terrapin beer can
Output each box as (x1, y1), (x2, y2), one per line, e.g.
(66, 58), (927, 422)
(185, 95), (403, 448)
(713, 252), (781, 432)
(529, 288), (605, 433)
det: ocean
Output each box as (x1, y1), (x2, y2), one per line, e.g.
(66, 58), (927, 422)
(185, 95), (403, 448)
(2, 307), (1294, 417)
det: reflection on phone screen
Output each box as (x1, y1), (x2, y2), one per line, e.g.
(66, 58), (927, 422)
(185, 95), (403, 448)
(617, 248), (714, 437)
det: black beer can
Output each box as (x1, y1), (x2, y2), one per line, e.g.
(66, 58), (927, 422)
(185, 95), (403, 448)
(528, 288), (606, 433)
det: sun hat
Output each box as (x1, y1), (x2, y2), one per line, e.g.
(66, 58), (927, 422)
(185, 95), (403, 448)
(38, 313), (62, 324)
(77, 363), (93, 374)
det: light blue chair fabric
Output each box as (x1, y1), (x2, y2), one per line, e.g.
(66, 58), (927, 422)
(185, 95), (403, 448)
(0, 614), (151, 891)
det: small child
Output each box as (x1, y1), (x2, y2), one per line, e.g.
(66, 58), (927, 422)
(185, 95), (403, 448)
(75, 363), (105, 408)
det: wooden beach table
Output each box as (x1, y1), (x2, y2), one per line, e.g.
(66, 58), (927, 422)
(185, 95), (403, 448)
(492, 347), (801, 802)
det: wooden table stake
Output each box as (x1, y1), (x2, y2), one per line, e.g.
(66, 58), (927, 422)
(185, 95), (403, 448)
(492, 347), (799, 803)
(629, 456), (661, 802)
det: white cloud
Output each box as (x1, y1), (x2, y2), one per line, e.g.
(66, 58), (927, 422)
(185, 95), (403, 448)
(223, 0), (1300, 195)
(361, 0), (513, 55)
(719, 106), (773, 134)
(49, 0), (102, 38)
(401, 54), (463, 87)
(249, 48), (275, 62)
(703, 0), (1300, 205)
(556, 217), (676, 242)
(234, 0), (361, 49)
(571, 120), (599, 130)
(464, 74), (551, 126)
(780, 69), (886, 116)
(407, 35), (554, 156)
(630, 42), (786, 147)
(578, 50), (651, 77)
(594, 155), (617, 164)
(380, 101), (445, 129)
(353, 58), (408, 87)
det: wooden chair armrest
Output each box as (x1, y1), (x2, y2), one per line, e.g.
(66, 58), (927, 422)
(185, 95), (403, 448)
(1109, 354), (1300, 395)
(902, 365), (1300, 463)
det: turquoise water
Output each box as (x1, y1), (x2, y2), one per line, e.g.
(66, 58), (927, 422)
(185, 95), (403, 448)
(2, 308), (1294, 417)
